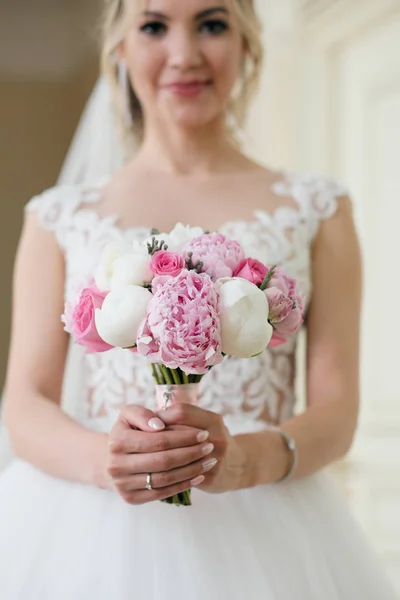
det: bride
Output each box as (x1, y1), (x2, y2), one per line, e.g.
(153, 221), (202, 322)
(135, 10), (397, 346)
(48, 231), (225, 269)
(0, 1), (397, 598)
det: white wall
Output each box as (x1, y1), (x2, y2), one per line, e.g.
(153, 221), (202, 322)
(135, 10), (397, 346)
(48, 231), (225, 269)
(247, 0), (400, 415)
(246, 4), (400, 586)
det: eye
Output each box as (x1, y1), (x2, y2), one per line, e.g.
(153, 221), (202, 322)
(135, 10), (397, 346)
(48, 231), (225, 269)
(140, 21), (167, 37)
(199, 19), (229, 35)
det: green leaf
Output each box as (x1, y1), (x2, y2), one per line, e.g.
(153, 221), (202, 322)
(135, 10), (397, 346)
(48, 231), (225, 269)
(259, 265), (277, 291)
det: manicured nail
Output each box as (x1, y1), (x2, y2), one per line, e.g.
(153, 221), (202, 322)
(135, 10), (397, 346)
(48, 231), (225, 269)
(203, 458), (218, 471)
(190, 475), (205, 487)
(202, 443), (214, 456)
(197, 430), (210, 443)
(148, 417), (165, 431)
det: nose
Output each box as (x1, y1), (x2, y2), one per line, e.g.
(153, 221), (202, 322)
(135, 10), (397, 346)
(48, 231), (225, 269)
(167, 29), (203, 71)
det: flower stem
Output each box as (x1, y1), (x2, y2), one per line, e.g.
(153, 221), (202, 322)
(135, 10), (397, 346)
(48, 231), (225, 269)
(151, 364), (163, 385)
(161, 490), (192, 507)
(181, 370), (189, 384)
(171, 368), (181, 385)
(159, 365), (173, 385)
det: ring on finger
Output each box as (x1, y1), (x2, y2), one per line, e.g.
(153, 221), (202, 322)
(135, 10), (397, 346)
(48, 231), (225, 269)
(145, 473), (153, 491)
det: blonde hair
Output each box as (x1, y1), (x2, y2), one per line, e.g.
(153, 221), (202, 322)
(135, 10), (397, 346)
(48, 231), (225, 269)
(101, 0), (263, 152)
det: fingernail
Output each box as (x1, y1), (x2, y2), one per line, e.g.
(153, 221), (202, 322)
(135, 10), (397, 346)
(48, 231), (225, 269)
(197, 430), (210, 443)
(190, 475), (205, 487)
(148, 417), (165, 431)
(202, 443), (214, 456)
(203, 458), (218, 471)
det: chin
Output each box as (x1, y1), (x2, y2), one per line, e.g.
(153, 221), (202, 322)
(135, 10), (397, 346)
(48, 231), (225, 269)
(165, 107), (223, 130)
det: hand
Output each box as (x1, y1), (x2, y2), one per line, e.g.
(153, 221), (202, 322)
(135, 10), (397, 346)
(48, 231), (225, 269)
(106, 405), (217, 505)
(158, 404), (248, 494)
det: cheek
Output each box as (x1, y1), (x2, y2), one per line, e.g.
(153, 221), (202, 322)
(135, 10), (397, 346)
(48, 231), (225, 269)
(124, 37), (164, 97)
(206, 43), (242, 94)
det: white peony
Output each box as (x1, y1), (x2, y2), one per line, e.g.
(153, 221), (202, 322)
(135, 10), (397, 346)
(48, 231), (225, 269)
(146, 223), (204, 252)
(95, 241), (152, 292)
(217, 278), (273, 358)
(95, 285), (152, 348)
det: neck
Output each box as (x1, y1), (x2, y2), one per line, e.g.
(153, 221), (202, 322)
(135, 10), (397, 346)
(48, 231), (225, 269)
(136, 118), (239, 176)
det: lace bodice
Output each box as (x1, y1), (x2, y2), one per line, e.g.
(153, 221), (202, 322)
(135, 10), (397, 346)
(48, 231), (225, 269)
(26, 172), (346, 434)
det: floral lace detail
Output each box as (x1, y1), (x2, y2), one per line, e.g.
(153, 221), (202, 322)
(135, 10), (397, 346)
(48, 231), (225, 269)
(26, 171), (347, 434)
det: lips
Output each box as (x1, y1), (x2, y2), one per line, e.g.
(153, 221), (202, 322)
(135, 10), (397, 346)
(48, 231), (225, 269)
(163, 80), (211, 97)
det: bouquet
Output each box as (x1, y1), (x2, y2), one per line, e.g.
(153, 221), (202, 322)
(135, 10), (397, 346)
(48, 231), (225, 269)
(63, 224), (304, 506)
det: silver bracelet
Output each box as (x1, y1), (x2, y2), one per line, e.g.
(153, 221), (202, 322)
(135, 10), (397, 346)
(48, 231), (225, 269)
(269, 426), (298, 483)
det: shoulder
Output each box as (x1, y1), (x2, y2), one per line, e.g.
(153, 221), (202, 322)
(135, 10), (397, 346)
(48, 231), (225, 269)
(277, 170), (348, 215)
(273, 170), (351, 240)
(24, 180), (105, 246)
(25, 184), (82, 227)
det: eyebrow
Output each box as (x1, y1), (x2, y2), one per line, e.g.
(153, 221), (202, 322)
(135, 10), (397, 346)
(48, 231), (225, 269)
(142, 7), (229, 21)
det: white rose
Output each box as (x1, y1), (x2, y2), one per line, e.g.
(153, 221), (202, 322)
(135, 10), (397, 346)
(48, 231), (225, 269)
(95, 241), (152, 292)
(146, 223), (204, 252)
(95, 285), (152, 348)
(217, 278), (273, 358)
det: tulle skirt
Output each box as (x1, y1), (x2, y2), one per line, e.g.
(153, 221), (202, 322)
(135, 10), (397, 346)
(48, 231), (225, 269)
(0, 459), (397, 600)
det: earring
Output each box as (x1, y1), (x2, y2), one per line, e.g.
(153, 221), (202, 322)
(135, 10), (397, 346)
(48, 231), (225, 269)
(118, 61), (133, 127)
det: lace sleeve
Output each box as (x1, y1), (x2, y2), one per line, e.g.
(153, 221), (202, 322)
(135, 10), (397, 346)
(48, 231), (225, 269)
(25, 185), (82, 250)
(298, 173), (349, 242)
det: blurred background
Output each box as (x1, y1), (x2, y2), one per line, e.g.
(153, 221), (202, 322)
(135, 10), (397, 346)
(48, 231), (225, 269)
(0, 0), (399, 591)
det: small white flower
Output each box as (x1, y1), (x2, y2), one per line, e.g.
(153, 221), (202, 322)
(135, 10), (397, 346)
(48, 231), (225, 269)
(95, 241), (152, 292)
(146, 223), (204, 252)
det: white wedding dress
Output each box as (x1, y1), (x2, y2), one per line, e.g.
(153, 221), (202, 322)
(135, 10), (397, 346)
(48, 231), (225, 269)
(0, 172), (397, 600)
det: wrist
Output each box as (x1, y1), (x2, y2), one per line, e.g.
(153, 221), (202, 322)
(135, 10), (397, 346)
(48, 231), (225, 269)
(88, 432), (110, 490)
(235, 430), (293, 488)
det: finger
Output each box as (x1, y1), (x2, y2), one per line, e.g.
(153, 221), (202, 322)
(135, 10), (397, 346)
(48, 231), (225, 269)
(110, 426), (210, 455)
(109, 407), (166, 454)
(120, 404), (166, 432)
(107, 440), (215, 478)
(121, 476), (203, 506)
(116, 456), (219, 492)
(158, 403), (222, 430)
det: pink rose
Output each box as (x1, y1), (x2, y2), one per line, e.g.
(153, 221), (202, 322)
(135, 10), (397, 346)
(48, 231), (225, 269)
(233, 258), (268, 286)
(150, 251), (185, 278)
(62, 285), (113, 353)
(137, 270), (223, 374)
(182, 233), (245, 280)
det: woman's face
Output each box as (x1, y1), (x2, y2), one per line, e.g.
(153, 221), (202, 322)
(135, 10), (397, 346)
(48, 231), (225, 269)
(121, 0), (244, 131)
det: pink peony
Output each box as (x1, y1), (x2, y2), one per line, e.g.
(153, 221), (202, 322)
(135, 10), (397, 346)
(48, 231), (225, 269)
(274, 304), (304, 336)
(150, 251), (185, 278)
(265, 267), (304, 336)
(137, 270), (223, 374)
(62, 285), (113, 353)
(269, 332), (288, 348)
(268, 271), (290, 296)
(265, 287), (293, 324)
(233, 258), (268, 286)
(181, 233), (245, 280)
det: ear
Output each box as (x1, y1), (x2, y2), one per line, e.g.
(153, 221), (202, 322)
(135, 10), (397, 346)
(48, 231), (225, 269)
(115, 41), (126, 62)
(241, 36), (250, 56)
